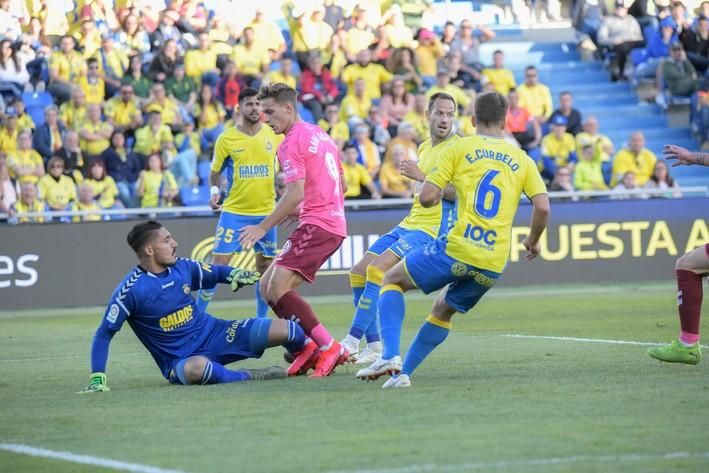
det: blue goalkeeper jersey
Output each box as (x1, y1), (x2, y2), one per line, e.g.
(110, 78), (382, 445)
(98, 258), (228, 376)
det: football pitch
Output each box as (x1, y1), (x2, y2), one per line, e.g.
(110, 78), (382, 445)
(1, 282), (708, 473)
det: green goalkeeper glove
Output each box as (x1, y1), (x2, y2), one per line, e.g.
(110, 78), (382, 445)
(77, 372), (110, 393)
(227, 268), (260, 292)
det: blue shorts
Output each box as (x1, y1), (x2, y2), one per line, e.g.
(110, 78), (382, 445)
(367, 226), (435, 259)
(167, 318), (271, 382)
(403, 238), (501, 313)
(214, 211), (277, 257)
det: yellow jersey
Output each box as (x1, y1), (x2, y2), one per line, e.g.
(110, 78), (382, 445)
(211, 124), (283, 216)
(0, 126), (19, 154)
(104, 96), (139, 128)
(399, 134), (460, 237)
(72, 200), (102, 222)
(59, 102), (87, 131)
(78, 76), (105, 105)
(341, 63), (393, 99)
(144, 99), (179, 127)
(403, 111), (429, 142)
(85, 176), (119, 208)
(516, 83), (553, 119)
(481, 68), (516, 95)
(7, 149), (43, 184)
(231, 44), (270, 77)
(425, 84), (471, 108)
(38, 174), (77, 209)
(140, 170), (178, 208)
(194, 102), (226, 130)
(611, 148), (657, 187)
(339, 94), (372, 121)
(17, 113), (35, 131)
(49, 51), (86, 82)
(379, 162), (411, 194)
(427, 135), (546, 272)
(541, 133), (576, 166)
(343, 162), (372, 198)
(264, 71), (297, 90)
(134, 124), (173, 156)
(12, 199), (45, 223)
(318, 119), (350, 144)
(184, 48), (218, 79)
(80, 121), (112, 156)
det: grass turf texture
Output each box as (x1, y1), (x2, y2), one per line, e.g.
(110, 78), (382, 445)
(1, 283), (708, 473)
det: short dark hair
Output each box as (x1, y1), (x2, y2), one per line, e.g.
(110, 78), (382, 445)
(258, 82), (297, 106)
(127, 220), (163, 255)
(87, 57), (98, 66)
(475, 92), (508, 127)
(238, 87), (259, 104)
(342, 142), (357, 152)
(428, 92), (456, 112)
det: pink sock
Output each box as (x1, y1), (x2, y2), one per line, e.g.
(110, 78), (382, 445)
(680, 331), (700, 346)
(310, 323), (333, 349)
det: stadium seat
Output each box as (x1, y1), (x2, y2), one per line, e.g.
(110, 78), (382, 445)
(297, 103), (315, 124)
(198, 160), (211, 185)
(180, 185), (211, 206)
(22, 91), (53, 127)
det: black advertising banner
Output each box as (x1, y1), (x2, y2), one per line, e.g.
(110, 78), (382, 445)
(1, 198), (707, 310)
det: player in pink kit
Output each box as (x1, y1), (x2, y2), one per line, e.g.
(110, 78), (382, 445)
(239, 83), (349, 378)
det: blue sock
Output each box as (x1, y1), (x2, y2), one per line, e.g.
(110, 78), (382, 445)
(196, 287), (215, 313)
(255, 281), (268, 318)
(203, 361), (252, 384)
(283, 320), (306, 354)
(349, 266), (384, 339)
(364, 317), (380, 343)
(350, 273), (366, 307)
(378, 284), (405, 360)
(402, 315), (451, 376)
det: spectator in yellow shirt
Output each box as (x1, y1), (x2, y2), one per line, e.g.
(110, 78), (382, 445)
(340, 78), (372, 124)
(48, 35), (87, 103)
(403, 94), (430, 143)
(481, 50), (516, 95)
(232, 27), (270, 87)
(11, 99), (35, 131)
(194, 83), (226, 151)
(318, 103), (350, 149)
(425, 67), (472, 111)
(263, 55), (297, 90)
(134, 111), (174, 158)
(611, 131), (657, 186)
(85, 159), (121, 209)
(94, 34), (128, 98)
(574, 141), (608, 191)
(7, 129), (44, 184)
(79, 104), (113, 159)
(104, 83), (143, 136)
(143, 82), (182, 130)
(38, 156), (77, 212)
(344, 14), (376, 61)
(0, 107), (19, 154)
(136, 153), (178, 208)
(184, 32), (220, 84)
(286, 4), (333, 66)
(342, 142), (381, 199)
(516, 65), (553, 124)
(78, 57), (106, 105)
(59, 87), (88, 131)
(352, 122), (381, 178)
(415, 28), (444, 80)
(9, 182), (45, 224)
(378, 143), (414, 198)
(341, 49), (393, 99)
(72, 183), (103, 222)
(575, 116), (614, 163)
(74, 17), (101, 59)
(248, 8), (286, 60)
(541, 114), (577, 181)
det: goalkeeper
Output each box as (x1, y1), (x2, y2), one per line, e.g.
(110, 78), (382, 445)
(80, 220), (306, 393)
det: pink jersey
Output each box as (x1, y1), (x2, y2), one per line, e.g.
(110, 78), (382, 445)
(278, 121), (347, 237)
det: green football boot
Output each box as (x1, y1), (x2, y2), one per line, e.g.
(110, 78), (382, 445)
(244, 366), (288, 381)
(648, 340), (702, 365)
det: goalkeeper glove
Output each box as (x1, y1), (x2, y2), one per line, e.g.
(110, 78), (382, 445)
(77, 372), (110, 393)
(227, 268), (260, 292)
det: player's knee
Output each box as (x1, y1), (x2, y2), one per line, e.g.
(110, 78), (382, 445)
(676, 253), (692, 271)
(351, 259), (368, 276)
(183, 356), (209, 385)
(259, 279), (270, 301)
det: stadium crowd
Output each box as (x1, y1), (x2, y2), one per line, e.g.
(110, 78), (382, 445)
(0, 0), (704, 225)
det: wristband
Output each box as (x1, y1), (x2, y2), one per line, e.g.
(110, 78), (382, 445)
(210, 186), (220, 197)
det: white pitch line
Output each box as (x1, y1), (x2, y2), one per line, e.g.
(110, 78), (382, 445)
(0, 352), (145, 363)
(326, 451), (709, 473)
(500, 334), (709, 349)
(0, 444), (188, 473)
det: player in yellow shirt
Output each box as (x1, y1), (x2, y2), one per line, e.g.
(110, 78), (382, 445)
(341, 49), (393, 99)
(197, 88), (283, 317)
(481, 50), (516, 95)
(342, 143), (381, 199)
(356, 91), (550, 388)
(7, 129), (44, 184)
(341, 92), (460, 364)
(10, 182), (45, 224)
(611, 131), (657, 186)
(38, 157), (77, 211)
(540, 114), (577, 181)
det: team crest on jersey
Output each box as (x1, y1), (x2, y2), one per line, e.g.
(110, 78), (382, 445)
(183, 284), (190, 294)
(451, 262), (467, 277)
(280, 240), (292, 256)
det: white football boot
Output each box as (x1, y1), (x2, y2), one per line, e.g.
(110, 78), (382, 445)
(355, 355), (402, 381)
(382, 373), (412, 389)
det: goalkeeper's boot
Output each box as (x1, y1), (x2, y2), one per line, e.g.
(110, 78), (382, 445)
(340, 337), (360, 363)
(648, 340), (702, 365)
(287, 340), (320, 376)
(244, 366), (288, 381)
(310, 341), (349, 378)
(354, 345), (382, 365)
(356, 355), (402, 381)
(382, 373), (411, 389)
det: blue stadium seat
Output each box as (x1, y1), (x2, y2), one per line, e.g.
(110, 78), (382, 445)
(180, 185), (210, 206)
(198, 160), (211, 185)
(297, 103), (315, 124)
(22, 91), (53, 127)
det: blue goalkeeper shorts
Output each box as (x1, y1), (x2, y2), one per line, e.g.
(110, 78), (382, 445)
(213, 211), (277, 256)
(403, 238), (501, 313)
(367, 226), (435, 259)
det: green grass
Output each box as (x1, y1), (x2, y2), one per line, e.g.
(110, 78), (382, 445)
(1, 283), (709, 473)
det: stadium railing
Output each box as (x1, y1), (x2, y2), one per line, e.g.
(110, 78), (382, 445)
(1, 186), (707, 222)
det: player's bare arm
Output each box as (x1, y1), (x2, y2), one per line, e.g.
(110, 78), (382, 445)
(239, 179), (304, 250)
(663, 144), (709, 167)
(522, 193), (550, 261)
(208, 171), (222, 210)
(418, 181), (443, 208)
(399, 160), (425, 182)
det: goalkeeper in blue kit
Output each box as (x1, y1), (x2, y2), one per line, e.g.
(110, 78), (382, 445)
(79, 220), (307, 392)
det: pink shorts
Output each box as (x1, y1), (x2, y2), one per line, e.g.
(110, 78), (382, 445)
(276, 224), (344, 283)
